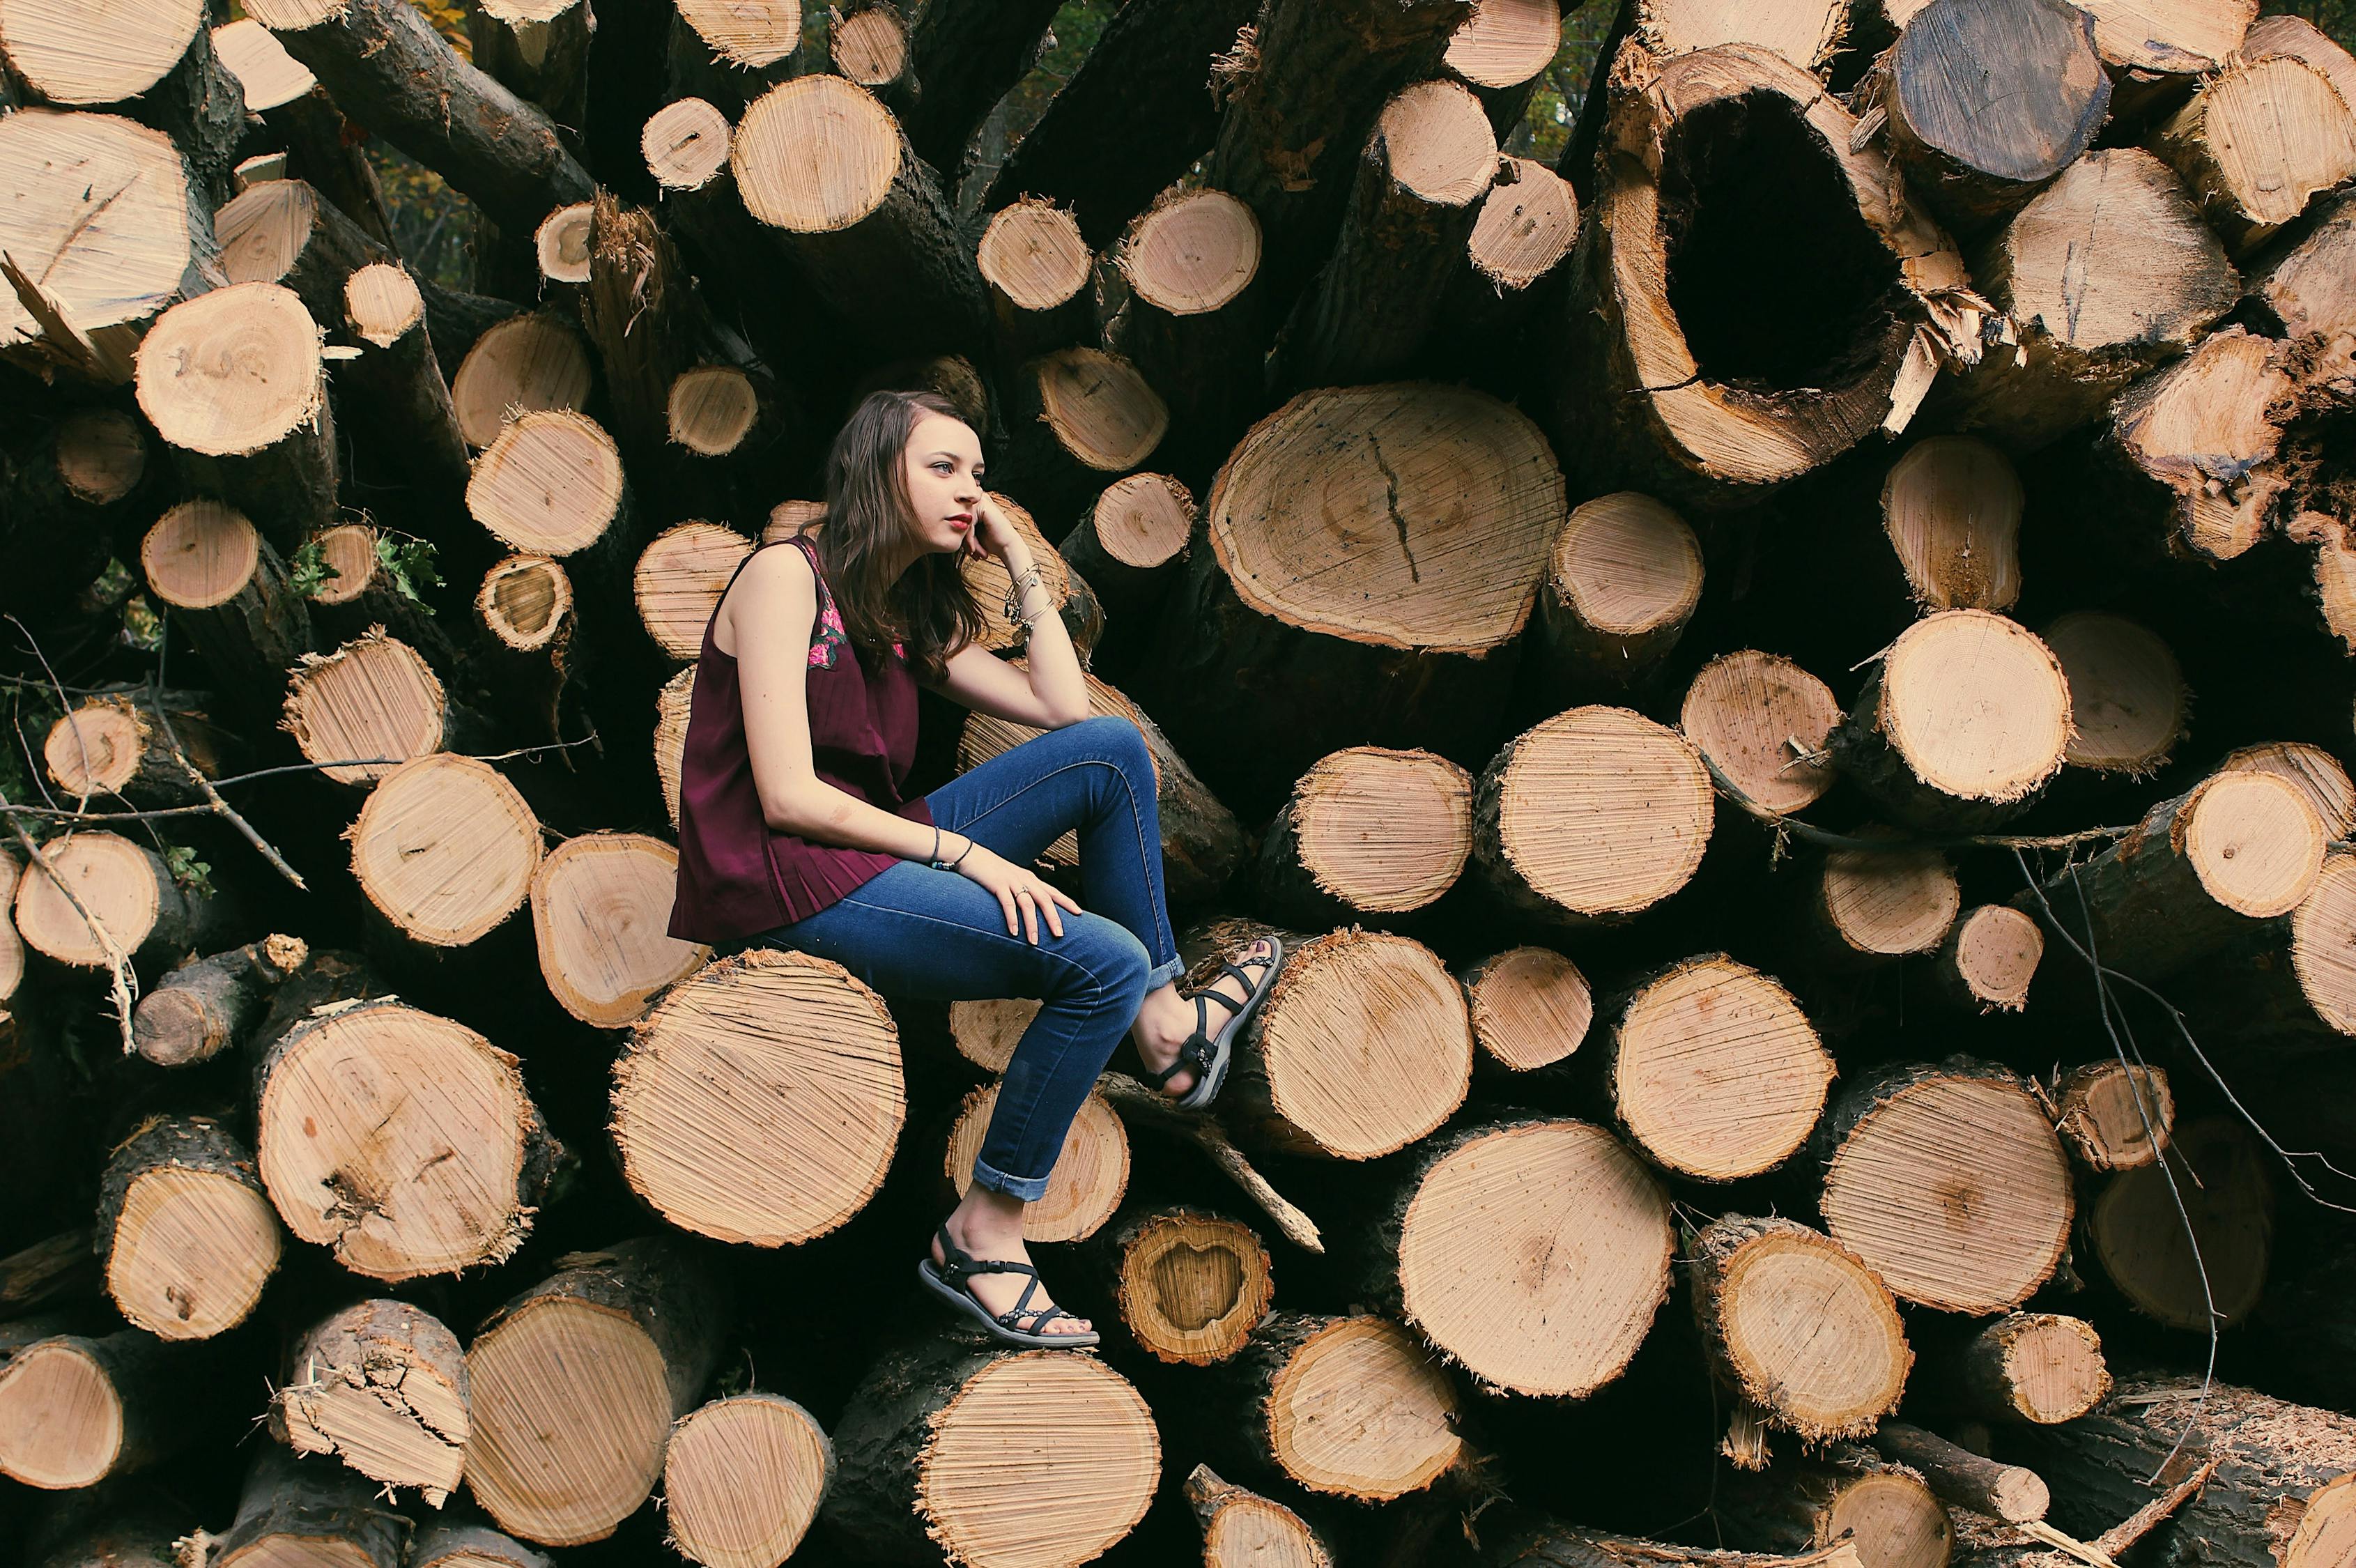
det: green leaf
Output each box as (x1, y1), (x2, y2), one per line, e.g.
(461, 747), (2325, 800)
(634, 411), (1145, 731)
(288, 539), (340, 601)
(162, 845), (215, 900)
(376, 535), (443, 609)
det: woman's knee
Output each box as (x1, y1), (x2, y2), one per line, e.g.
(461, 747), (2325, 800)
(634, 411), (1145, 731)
(1049, 915), (1152, 1009)
(1072, 714), (1155, 797)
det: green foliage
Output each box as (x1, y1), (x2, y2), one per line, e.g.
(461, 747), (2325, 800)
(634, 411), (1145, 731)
(288, 539), (340, 601)
(378, 534), (444, 606)
(163, 845), (215, 900)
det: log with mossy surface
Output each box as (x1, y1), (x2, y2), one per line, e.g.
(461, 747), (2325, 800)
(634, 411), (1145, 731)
(240, 0), (594, 233)
(1547, 41), (1970, 509)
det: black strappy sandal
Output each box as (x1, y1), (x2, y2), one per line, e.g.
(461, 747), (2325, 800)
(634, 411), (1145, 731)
(1139, 937), (1284, 1112)
(917, 1225), (1101, 1349)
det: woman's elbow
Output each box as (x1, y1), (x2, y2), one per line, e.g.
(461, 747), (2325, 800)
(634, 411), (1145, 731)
(759, 785), (824, 837)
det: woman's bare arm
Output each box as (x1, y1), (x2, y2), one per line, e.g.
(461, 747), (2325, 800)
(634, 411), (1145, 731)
(928, 501), (1091, 728)
(730, 546), (944, 860)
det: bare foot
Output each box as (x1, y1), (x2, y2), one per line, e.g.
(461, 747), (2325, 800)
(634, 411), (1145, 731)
(932, 1208), (1093, 1338)
(1131, 937), (1278, 1100)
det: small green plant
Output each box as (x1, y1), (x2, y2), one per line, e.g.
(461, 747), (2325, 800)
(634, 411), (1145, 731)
(288, 539), (341, 601)
(378, 533), (443, 606)
(121, 594), (164, 654)
(163, 845), (215, 900)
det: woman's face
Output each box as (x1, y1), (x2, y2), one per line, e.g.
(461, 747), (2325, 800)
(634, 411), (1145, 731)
(901, 413), (985, 556)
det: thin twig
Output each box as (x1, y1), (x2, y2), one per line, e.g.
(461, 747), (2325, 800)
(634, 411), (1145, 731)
(1698, 752), (2133, 853)
(149, 631), (307, 890)
(0, 785), (136, 1052)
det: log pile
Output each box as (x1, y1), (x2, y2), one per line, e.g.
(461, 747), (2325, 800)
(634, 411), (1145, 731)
(0, 0), (2353, 1565)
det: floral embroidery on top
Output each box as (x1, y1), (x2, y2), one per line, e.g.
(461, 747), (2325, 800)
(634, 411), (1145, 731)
(796, 539), (906, 668)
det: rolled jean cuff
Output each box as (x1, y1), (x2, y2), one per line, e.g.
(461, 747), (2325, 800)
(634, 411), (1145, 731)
(1145, 953), (1185, 992)
(969, 1153), (1051, 1204)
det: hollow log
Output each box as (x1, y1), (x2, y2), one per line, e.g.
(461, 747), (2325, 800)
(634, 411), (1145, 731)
(1105, 190), (1264, 468)
(468, 0), (596, 135)
(825, 1335), (1160, 1566)
(2147, 53), (2356, 256)
(1690, 1215), (1910, 1443)
(1149, 383), (1561, 810)
(1868, 0), (2110, 236)
(732, 75), (989, 357)
(1276, 78), (1497, 390)
(134, 282), (339, 551)
(1187, 1464), (1337, 1568)
(449, 309), (595, 450)
(282, 630), (476, 787)
(2100, 325), (2293, 563)
(899, 0), (1062, 178)
(1203, 0), (1475, 300)
(132, 934), (309, 1068)
(635, 522), (753, 660)
(1203, 1313), (1463, 1503)
(43, 691), (238, 810)
(1679, 650), (1842, 818)
(141, 500), (314, 693)
(465, 1236), (727, 1546)
(2051, 1061), (2173, 1171)
(349, 753), (543, 948)
(1718, 1455), (1954, 1568)
(1831, 610), (2072, 831)
(614, 949), (904, 1246)
(12, 830), (236, 972)
(213, 176), (387, 330)
(95, 1114), (280, 1342)
(1355, 1118), (1673, 1399)
(2016, 764), (2325, 983)
(1254, 748), (1472, 925)
(274, 1296), (468, 1506)
(1548, 43), (1967, 508)
(1056, 471), (1192, 640)
(531, 833), (708, 1027)
(955, 668), (1245, 906)
(466, 408), (642, 584)
(1814, 1059), (2074, 1313)
(1184, 918), (1471, 1161)
(194, 1445), (406, 1568)
(0, 1326), (194, 1489)
(1803, 831), (1961, 968)
(1461, 946), (1592, 1073)
(338, 261), (472, 510)
(1918, 1313), (2110, 1426)
(943, 1083), (1128, 1244)
(977, 198), (1097, 364)
(1472, 706), (1716, 926)
(1530, 493), (1705, 700)
(2042, 612), (2187, 776)
(1870, 1424), (2049, 1524)
(2010, 1378), (2355, 1568)
(1881, 437), (2022, 611)
(1074, 1206), (1275, 1366)
(664, 1392), (835, 1568)
(1003, 346), (1171, 519)
(240, 0), (594, 232)
(474, 553), (578, 746)
(2084, 1114), (2274, 1330)
(253, 995), (562, 1279)
(1939, 149), (2236, 452)
(1933, 905), (2042, 1013)
(0, 108), (215, 387)
(984, 0), (1261, 247)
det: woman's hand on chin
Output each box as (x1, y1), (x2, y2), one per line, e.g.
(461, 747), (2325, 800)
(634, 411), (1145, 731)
(968, 494), (1025, 564)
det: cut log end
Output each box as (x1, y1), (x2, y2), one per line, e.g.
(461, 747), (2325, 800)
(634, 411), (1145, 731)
(2045, 612), (2186, 775)
(467, 408), (627, 558)
(0, 1339), (126, 1489)
(616, 950), (904, 1246)
(734, 75), (899, 233)
(1264, 1316), (1463, 1501)
(2053, 1061), (2173, 1172)
(1121, 188), (1261, 316)
(0, 109), (195, 350)
(677, 0), (802, 68)
(1615, 957), (1833, 1180)
(1481, 707), (1716, 921)
(213, 17), (316, 109)
(1941, 905), (2043, 1011)
(1463, 946), (1592, 1072)
(663, 1394), (831, 1568)
(2291, 854), (2356, 1038)
(1189, 1464), (1334, 1568)
(1469, 157), (1578, 290)
(1030, 347), (1169, 472)
(643, 96), (734, 192)
(1089, 472), (1193, 570)
(43, 699), (153, 801)
(2222, 741), (2356, 838)
(1399, 1121), (1672, 1398)
(479, 553), (574, 653)
(1111, 1210), (1274, 1365)
(468, 1296), (672, 1544)
(1971, 1313), (2111, 1424)
(532, 833), (708, 1028)
(1866, 610), (2072, 810)
(55, 408), (147, 503)
(451, 312), (594, 450)
(2181, 771), (2325, 919)
(134, 283), (325, 459)
(142, 499), (263, 613)
(655, 666), (696, 830)
(310, 523), (384, 606)
(13, 831), (164, 969)
(344, 264), (426, 353)
(1695, 1216), (1911, 1441)
(1548, 491), (1704, 638)
(948, 997), (1033, 1075)
(978, 199), (1093, 312)
(1681, 650), (1842, 816)
(1640, 0), (1849, 67)
(284, 631), (451, 786)
(2088, 1115), (2273, 1329)
(1376, 78), (1497, 206)
(635, 523), (753, 659)
(1446, 0), (1561, 88)
(668, 367), (762, 456)
(947, 1084), (1127, 1243)
(831, 3), (908, 86)
(350, 753), (542, 947)
(534, 200), (594, 286)
(0, 0), (207, 105)
(1282, 747), (1472, 914)
(1821, 836), (1961, 960)
(277, 1299), (468, 1505)
(105, 1160), (281, 1342)
(1882, 438), (2023, 612)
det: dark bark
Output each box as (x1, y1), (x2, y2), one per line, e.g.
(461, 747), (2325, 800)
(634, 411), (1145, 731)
(900, 0), (1063, 183)
(265, 86), (401, 248)
(468, 0), (597, 141)
(203, 1445), (407, 1568)
(132, 934), (309, 1068)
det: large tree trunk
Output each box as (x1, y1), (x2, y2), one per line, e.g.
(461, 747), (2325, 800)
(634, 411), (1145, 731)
(900, 0), (1063, 182)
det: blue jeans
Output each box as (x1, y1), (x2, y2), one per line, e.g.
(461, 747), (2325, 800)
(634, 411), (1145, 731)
(759, 715), (1185, 1201)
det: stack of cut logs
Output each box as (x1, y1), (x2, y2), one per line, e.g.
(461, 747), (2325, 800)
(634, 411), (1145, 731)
(1, 0), (2354, 1564)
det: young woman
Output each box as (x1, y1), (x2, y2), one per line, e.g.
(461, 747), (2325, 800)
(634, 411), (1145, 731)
(668, 389), (1282, 1349)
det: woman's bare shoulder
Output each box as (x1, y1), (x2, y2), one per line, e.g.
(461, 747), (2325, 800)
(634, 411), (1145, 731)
(716, 541), (815, 655)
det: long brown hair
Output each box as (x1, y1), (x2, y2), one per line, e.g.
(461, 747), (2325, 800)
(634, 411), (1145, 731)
(809, 389), (986, 684)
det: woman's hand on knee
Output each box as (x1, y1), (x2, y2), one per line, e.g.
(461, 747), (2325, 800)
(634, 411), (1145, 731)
(953, 843), (1082, 944)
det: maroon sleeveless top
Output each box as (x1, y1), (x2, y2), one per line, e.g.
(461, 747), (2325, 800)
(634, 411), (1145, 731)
(668, 536), (933, 944)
